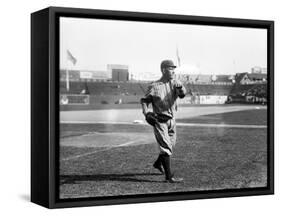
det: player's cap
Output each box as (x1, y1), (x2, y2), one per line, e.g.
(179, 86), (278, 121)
(160, 60), (177, 69)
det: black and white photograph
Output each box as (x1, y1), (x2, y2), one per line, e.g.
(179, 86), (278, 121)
(58, 15), (270, 200)
(2, 0), (281, 213)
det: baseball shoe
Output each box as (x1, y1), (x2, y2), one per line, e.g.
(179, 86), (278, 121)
(165, 177), (184, 183)
(165, 173), (183, 183)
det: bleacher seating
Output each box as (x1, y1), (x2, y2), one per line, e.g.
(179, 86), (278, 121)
(60, 81), (150, 96)
(60, 81), (86, 94)
(185, 84), (232, 96)
(230, 84), (267, 97)
(60, 81), (266, 103)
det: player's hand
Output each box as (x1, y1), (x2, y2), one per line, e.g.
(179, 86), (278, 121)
(175, 82), (183, 89)
(174, 81), (186, 98)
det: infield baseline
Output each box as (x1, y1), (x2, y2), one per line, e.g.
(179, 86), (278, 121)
(61, 140), (138, 162)
(60, 121), (267, 129)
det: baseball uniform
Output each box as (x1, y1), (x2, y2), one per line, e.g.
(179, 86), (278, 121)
(141, 79), (186, 155)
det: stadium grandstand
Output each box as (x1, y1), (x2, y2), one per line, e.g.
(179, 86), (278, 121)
(59, 69), (267, 106)
(227, 72), (267, 104)
(60, 81), (148, 96)
(229, 83), (267, 104)
(187, 84), (232, 96)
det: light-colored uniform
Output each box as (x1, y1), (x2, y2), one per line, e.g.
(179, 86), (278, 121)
(143, 79), (186, 155)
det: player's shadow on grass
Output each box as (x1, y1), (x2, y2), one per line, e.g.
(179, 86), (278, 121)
(60, 173), (163, 184)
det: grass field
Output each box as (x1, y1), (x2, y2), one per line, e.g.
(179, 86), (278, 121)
(177, 109), (267, 125)
(59, 107), (267, 199)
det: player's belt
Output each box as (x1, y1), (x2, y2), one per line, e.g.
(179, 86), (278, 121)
(156, 114), (172, 123)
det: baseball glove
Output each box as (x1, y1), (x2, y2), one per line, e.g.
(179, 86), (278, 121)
(145, 112), (158, 126)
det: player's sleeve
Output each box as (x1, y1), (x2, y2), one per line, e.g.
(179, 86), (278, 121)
(140, 84), (153, 104)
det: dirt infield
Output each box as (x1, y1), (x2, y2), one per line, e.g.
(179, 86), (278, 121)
(59, 107), (267, 199)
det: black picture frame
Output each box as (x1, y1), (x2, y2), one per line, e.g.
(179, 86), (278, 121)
(31, 6), (274, 209)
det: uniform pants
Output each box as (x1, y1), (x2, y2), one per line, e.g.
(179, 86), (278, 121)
(153, 118), (176, 156)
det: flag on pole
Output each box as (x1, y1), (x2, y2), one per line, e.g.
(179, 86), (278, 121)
(67, 50), (77, 65)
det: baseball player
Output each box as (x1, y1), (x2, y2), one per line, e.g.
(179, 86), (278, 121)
(140, 59), (190, 183)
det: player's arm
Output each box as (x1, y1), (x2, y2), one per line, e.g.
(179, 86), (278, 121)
(140, 96), (152, 115)
(140, 84), (153, 116)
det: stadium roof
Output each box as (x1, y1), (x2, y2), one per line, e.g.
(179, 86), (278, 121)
(248, 73), (267, 80)
(214, 75), (233, 83)
(188, 74), (212, 83)
(235, 72), (248, 83)
(235, 72), (267, 84)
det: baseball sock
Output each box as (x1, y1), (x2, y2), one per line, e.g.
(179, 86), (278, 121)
(153, 154), (164, 173)
(154, 154), (162, 166)
(161, 153), (172, 180)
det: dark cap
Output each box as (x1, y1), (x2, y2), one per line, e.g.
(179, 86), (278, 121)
(160, 60), (177, 69)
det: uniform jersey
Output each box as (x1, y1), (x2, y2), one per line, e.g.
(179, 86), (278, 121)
(143, 79), (186, 118)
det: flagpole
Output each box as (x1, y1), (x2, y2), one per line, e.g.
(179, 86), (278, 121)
(66, 49), (77, 92)
(66, 54), (70, 92)
(176, 45), (181, 67)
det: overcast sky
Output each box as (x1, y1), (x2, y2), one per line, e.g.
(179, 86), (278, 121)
(60, 17), (267, 77)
